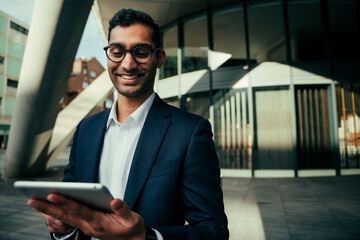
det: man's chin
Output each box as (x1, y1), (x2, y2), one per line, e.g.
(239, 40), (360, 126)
(117, 88), (151, 99)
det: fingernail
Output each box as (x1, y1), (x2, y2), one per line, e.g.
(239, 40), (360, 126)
(28, 202), (38, 209)
(47, 195), (57, 204)
(55, 219), (62, 226)
(114, 201), (123, 210)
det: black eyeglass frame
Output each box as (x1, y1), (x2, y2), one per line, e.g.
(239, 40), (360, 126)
(103, 44), (161, 63)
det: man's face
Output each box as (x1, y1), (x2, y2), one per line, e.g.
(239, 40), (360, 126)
(107, 24), (165, 99)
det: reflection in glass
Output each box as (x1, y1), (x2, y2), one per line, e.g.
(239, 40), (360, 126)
(214, 89), (251, 169)
(247, 0), (286, 63)
(183, 15), (208, 73)
(328, 0), (359, 61)
(161, 26), (178, 79)
(336, 83), (360, 169)
(213, 6), (247, 68)
(295, 85), (332, 169)
(287, 0), (323, 61)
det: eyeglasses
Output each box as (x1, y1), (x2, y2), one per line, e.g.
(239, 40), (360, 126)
(103, 44), (161, 63)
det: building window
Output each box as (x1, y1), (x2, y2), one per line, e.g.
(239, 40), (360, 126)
(0, 15), (7, 34)
(160, 25), (178, 79)
(287, 0), (323, 61)
(0, 56), (4, 64)
(5, 97), (16, 116)
(7, 79), (18, 96)
(82, 81), (89, 89)
(7, 79), (18, 88)
(7, 59), (21, 78)
(183, 14), (209, 73)
(213, 5), (247, 68)
(328, 0), (359, 61)
(247, 0), (286, 63)
(90, 71), (96, 78)
(0, 36), (6, 54)
(83, 67), (87, 75)
(10, 21), (28, 35)
(9, 41), (25, 60)
(0, 76), (4, 94)
(105, 99), (113, 109)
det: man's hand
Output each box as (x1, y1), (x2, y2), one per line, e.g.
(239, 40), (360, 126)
(38, 211), (75, 234)
(27, 194), (146, 240)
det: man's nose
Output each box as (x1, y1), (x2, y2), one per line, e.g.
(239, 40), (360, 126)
(121, 52), (138, 70)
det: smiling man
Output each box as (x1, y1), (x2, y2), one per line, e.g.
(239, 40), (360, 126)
(28, 8), (229, 240)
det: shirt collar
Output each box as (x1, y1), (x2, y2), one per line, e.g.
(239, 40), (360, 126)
(106, 92), (156, 129)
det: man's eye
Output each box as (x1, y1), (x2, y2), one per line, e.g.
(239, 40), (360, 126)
(135, 48), (150, 57)
(110, 48), (124, 56)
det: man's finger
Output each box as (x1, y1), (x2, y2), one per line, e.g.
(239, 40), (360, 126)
(110, 199), (130, 217)
(37, 207), (75, 234)
(110, 198), (142, 226)
(28, 195), (82, 228)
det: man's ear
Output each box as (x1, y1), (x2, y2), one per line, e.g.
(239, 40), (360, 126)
(157, 49), (166, 68)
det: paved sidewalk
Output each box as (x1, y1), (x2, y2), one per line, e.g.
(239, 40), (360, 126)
(223, 176), (360, 239)
(1, 148), (360, 240)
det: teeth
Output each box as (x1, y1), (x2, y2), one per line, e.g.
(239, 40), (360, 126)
(121, 75), (137, 79)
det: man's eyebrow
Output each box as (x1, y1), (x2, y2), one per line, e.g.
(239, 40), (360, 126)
(108, 43), (124, 48)
(133, 43), (154, 48)
(108, 42), (154, 49)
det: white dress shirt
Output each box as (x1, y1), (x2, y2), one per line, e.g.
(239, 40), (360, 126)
(99, 93), (155, 199)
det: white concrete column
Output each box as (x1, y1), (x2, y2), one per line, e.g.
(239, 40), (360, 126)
(236, 91), (241, 148)
(226, 100), (231, 149)
(3, 0), (93, 179)
(230, 95), (236, 149)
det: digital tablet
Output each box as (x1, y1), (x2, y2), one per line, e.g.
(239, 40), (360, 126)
(14, 181), (113, 212)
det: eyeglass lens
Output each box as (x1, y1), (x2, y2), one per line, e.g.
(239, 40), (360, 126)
(107, 46), (153, 63)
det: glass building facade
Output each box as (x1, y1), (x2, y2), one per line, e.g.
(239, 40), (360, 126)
(0, 11), (28, 148)
(155, 0), (360, 176)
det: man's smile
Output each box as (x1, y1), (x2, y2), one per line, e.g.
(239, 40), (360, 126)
(115, 72), (144, 83)
(121, 74), (138, 80)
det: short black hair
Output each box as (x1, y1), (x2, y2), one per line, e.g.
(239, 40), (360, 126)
(108, 8), (161, 48)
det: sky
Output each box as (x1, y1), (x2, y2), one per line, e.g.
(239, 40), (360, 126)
(0, 0), (107, 68)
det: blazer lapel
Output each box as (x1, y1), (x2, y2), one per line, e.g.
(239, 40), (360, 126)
(80, 110), (109, 183)
(124, 95), (171, 209)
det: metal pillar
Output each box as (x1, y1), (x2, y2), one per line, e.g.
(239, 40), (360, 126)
(3, 0), (93, 179)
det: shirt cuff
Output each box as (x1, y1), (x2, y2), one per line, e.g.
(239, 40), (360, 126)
(52, 229), (78, 240)
(153, 228), (163, 240)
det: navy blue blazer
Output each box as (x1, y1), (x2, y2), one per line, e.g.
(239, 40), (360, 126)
(62, 94), (229, 240)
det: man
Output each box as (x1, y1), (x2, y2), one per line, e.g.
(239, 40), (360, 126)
(28, 8), (228, 240)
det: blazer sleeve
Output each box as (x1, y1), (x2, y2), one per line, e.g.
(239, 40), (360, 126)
(62, 121), (82, 183)
(156, 118), (229, 240)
